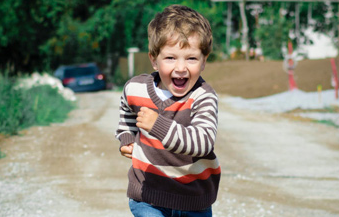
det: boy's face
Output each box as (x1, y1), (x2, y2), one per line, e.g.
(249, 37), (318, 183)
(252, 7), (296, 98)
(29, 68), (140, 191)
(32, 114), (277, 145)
(149, 34), (208, 98)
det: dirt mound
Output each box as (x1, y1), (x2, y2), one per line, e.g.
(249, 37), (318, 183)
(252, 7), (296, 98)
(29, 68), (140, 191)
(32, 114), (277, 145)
(204, 58), (335, 98)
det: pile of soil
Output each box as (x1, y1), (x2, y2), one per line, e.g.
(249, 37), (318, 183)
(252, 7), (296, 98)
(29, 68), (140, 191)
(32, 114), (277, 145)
(204, 58), (336, 98)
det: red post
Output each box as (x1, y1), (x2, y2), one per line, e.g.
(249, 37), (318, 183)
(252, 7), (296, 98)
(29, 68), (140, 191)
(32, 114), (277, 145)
(330, 58), (339, 99)
(288, 41), (298, 90)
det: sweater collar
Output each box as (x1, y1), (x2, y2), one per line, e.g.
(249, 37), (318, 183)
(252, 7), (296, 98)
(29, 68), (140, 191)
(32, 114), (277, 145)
(147, 72), (204, 107)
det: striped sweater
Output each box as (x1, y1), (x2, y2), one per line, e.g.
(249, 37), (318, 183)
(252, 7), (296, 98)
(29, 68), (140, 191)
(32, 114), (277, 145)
(115, 72), (220, 211)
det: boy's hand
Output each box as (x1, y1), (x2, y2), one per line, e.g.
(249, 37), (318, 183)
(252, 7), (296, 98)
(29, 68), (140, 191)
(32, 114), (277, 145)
(136, 107), (158, 132)
(120, 143), (134, 159)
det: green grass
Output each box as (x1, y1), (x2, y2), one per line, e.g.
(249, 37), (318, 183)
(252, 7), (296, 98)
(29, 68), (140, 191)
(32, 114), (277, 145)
(0, 74), (76, 136)
(0, 148), (5, 159)
(314, 120), (339, 128)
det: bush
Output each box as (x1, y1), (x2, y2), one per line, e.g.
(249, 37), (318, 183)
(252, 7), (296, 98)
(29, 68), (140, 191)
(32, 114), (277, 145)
(0, 75), (76, 135)
(0, 148), (5, 159)
(113, 67), (129, 88)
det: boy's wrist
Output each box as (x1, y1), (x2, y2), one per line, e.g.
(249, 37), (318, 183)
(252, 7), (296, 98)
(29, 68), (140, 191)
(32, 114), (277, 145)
(149, 114), (173, 141)
(118, 133), (136, 149)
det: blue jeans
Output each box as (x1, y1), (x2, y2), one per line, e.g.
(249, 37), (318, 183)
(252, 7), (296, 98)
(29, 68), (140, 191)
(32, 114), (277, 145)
(129, 199), (212, 217)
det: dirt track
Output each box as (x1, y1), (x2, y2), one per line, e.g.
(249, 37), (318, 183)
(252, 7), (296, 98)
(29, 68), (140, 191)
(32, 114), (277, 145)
(204, 58), (335, 98)
(1, 90), (338, 217)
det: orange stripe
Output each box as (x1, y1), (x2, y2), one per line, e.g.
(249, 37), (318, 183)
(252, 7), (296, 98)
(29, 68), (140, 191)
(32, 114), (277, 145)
(133, 157), (221, 184)
(140, 134), (164, 149)
(174, 166), (221, 184)
(133, 158), (168, 177)
(127, 96), (157, 109)
(165, 98), (194, 111)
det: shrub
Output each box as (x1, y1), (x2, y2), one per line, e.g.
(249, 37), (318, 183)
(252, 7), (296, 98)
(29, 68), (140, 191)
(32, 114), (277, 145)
(0, 148), (5, 159)
(113, 67), (129, 88)
(0, 74), (76, 135)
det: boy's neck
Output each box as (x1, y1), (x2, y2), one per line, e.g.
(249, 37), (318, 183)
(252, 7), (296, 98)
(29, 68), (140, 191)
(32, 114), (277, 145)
(157, 81), (166, 90)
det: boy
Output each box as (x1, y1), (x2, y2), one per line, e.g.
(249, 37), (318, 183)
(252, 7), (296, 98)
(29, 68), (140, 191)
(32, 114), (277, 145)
(115, 5), (220, 217)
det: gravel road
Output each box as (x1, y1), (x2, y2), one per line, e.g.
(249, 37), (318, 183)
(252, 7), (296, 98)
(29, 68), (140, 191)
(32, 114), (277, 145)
(0, 91), (338, 217)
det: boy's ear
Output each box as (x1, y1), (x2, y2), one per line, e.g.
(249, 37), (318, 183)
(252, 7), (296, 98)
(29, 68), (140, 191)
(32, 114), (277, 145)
(148, 53), (158, 71)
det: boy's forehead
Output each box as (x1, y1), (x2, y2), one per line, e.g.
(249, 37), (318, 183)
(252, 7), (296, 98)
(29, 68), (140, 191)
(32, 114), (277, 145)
(165, 33), (201, 48)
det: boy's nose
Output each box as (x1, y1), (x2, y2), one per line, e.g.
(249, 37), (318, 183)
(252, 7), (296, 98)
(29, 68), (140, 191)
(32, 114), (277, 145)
(175, 59), (187, 72)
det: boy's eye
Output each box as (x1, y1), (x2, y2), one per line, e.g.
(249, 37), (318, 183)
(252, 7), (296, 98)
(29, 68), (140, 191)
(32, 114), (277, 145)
(165, 57), (175, 60)
(188, 57), (198, 61)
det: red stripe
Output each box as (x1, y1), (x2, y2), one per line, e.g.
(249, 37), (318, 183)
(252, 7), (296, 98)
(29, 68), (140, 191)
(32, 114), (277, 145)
(140, 134), (164, 149)
(165, 98), (194, 111)
(133, 158), (168, 177)
(132, 158), (221, 184)
(127, 96), (157, 109)
(174, 167), (221, 184)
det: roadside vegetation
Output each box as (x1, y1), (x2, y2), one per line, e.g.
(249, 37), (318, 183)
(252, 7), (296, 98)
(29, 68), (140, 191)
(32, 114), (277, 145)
(0, 74), (76, 136)
(1, 1), (336, 76)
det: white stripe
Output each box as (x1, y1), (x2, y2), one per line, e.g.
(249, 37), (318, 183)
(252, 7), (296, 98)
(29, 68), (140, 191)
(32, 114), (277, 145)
(167, 132), (178, 151)
(161, 158), (219, 178)
(163, 123), (176, 148)
(118, 125), (139, 132)
(198, 128), (206, 156)
(175, 125), (184, 154)
(197, 106), (216, 113)
(126, 83), (148, 97)
(190, 87), (206, 98)
(197, 98), (217, 108)
(133, 142), (148, 161)
(120, 110), (137, 116)
(191, 129), (199, 156)
(140, 128), (158, 140)
(133, 144), (220, 178)
(183, 130), (192, 155)
(193, 122), (215, 129)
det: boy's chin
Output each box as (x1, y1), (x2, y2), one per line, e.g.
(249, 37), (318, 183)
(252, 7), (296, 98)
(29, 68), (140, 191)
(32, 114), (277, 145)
(170, 88), (189, 98)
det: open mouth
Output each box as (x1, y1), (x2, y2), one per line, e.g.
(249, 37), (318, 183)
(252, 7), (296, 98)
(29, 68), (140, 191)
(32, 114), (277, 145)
(172, 78), (188, 88)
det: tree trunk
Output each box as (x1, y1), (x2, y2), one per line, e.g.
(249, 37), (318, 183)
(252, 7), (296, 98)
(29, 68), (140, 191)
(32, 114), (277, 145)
(226, 2), (232, 57)
(239, 0), (249, 61)
(295, 3), (300, 47)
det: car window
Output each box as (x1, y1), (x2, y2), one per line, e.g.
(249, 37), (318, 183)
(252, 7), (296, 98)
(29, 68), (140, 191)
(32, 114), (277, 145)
(64, 66), (97, 77)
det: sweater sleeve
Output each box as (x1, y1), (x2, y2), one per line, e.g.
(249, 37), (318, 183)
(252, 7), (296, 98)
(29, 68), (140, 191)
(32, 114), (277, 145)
(115, 84), (138, 149)
(149, 91), (218, 157)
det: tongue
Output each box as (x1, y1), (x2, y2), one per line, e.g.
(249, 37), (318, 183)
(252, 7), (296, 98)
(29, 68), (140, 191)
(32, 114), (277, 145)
(173, 78), (186, 87)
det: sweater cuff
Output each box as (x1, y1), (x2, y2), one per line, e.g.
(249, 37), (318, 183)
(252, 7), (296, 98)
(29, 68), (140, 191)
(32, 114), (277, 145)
(118, 133), (136, 150)
(150, 115), (173, 141)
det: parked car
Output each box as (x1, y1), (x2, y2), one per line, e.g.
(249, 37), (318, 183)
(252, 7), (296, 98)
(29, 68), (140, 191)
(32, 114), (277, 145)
(54, 63), (106, 92)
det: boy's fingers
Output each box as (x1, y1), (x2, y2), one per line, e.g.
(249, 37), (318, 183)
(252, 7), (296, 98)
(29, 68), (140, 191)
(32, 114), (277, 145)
(140, 107), (148, 112)
(120, 146), (130, 153)
(120, 144), (134, 159)
(121, 144), (133, 153)
(121, 153), (132, 159)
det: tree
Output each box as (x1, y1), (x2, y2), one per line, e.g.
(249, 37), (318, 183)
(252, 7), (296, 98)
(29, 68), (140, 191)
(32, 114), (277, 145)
(1, 0), (338, 75)
(0, 0), (67, 74)
(255, 2), (292, 60)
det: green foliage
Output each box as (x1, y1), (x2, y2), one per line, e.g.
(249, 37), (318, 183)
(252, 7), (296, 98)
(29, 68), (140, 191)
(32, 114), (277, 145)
(0, 0), (67, 74)
(0, 75), (75, 135)
(27, 85), (76, 125)
(314, 120), (339, 128)
(0, 75), (33, 134)
(255, 4), (292, 60)
(0, 0), (338, 73)
(112, 67), (129, 87)
(0, 148), (5, 159)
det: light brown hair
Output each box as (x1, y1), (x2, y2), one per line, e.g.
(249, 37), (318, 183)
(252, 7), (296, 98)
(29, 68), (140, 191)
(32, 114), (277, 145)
(148, 5), (213, 58)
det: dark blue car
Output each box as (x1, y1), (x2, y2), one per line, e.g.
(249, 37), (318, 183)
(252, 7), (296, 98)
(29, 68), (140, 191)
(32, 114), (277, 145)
(54, 63), (106, 92)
